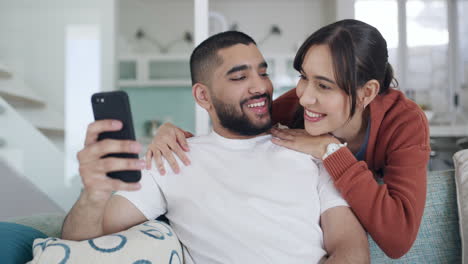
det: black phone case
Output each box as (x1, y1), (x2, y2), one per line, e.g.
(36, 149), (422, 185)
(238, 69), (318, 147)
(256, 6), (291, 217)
(91, 91), (141, 182)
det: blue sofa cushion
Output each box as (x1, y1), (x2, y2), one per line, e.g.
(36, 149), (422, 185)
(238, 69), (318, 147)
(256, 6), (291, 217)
(370, 170), (462, 263)
(0, 222), (47, 264)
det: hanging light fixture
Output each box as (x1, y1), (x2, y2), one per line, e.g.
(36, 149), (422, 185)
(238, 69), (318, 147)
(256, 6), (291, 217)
(135, 28), (193, 54)
(258, 25), (282, 46)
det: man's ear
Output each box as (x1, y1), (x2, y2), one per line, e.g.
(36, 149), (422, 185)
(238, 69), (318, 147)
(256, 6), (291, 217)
(358, 80), (379, 109)
(193, 83), (212, 110)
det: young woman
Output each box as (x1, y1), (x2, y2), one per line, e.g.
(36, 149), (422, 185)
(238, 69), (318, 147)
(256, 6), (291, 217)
(145, 20), (430, 259)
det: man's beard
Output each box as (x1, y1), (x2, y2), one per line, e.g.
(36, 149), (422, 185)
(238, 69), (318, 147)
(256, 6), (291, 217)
(212, 94), (273, 136)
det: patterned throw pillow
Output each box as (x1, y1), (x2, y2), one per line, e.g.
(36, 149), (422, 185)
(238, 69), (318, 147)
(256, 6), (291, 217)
(369, 170), (461, 263)
(28, 220), (183, 264)
(454, 149), (468, 264)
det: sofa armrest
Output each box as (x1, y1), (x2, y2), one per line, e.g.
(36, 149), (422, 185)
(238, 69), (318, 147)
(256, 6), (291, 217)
(6, 213), (65, 238)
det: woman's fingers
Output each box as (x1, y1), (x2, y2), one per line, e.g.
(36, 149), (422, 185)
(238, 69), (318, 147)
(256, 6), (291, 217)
(153, 150), (166, 176)
(270, 127), (295, 141)
(272, 127), (307, 136)
(175, 128), (190, 152)
(144, 122), (191, 176)
(175, 130), (191, 165)
(288, 129), (308, 135)
(183, 130), (194, 138)
(160, 146), (180, 174)
(170, 142), (191, 167)
(147, 141), (188, 175)
(145, 149), (153, 170)
(271, 137), (295, 149)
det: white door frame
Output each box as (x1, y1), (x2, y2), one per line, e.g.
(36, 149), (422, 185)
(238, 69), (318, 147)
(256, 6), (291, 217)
(194, 0), (211, 135)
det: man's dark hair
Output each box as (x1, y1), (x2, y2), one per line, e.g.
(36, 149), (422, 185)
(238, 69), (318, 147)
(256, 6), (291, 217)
(190, 31), (256, 85)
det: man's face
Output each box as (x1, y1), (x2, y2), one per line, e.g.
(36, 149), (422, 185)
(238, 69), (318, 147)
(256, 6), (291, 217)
(209, 44), (274, 136)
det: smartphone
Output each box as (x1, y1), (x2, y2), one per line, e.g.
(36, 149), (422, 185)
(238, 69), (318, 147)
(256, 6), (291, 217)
(91, 91), (141, 182)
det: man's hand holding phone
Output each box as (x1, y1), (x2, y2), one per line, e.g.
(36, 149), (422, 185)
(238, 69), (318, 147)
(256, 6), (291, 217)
(62, 119), (145, 240)
(77, 120), (144, 203)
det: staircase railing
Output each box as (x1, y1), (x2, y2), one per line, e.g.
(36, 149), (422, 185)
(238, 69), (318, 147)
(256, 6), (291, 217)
(0, 96), (80, 211)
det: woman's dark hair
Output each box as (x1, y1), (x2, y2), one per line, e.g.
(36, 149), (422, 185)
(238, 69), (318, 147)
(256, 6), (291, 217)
(291, 19), (397, 128)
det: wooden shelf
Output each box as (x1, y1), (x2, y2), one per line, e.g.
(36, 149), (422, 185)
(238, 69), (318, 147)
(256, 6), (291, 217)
(117, 53), (298, 88)
(119, 54), (190, 61)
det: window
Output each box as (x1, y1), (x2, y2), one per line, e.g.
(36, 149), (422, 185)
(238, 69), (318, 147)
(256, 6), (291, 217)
(406, 0), (448, 112)
(355, 0), (462, 113)
(459, 1), (468, 87)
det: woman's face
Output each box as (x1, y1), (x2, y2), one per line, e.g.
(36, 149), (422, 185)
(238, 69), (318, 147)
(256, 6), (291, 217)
(296, 44), (351, 136)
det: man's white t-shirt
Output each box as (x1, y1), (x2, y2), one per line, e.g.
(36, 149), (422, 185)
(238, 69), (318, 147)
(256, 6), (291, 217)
(117, 132), (348, 264)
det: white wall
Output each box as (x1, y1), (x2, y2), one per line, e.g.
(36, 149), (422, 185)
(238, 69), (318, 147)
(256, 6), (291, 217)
(0, 0), (101, 114)
(118, 0), (195, 55)
(117, 0), (334, 56)
(210, 0), (329, 55)
(459, 0), (468, 112)
(0, 0), (116, 209)
(0, 0), (116, 134)
(334, 0), (355, 20)
(101, 0), (118, 92)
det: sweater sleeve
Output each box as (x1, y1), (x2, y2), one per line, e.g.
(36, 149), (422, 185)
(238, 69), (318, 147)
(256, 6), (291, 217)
(323, 125), (429, 258)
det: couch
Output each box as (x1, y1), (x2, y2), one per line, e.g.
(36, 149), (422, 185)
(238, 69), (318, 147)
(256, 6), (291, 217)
(1, 150), (467, 263)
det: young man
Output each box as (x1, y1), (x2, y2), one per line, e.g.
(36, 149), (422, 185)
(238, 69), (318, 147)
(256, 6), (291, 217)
(62, 31), (369, 263)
